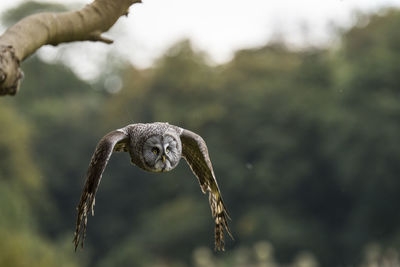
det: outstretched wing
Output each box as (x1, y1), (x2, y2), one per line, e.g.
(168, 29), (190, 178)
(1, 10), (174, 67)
(73, 129), (129, 251)
(180, 129), (233, 251)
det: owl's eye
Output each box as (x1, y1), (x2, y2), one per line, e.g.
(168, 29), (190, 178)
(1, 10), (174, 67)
(152, 147), (160, 155)
(165, 146), (170, 153)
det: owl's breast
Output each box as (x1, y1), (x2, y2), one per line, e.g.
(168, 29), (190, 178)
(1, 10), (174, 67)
(128, 146), (148, 171)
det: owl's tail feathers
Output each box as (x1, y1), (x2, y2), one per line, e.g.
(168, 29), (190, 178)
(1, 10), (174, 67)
(73, 190), (95, 251)
(210, 193), (234, 251)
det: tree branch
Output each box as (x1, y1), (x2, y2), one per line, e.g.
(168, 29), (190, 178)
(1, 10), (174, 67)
(0, 0), (142, 96)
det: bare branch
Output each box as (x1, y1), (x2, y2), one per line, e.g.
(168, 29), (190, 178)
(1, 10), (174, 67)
(0, 45), (23, 96)
(0, 0), (142, 96)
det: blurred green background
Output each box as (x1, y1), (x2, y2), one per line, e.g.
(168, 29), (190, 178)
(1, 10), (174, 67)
(1, 3), (400, 267)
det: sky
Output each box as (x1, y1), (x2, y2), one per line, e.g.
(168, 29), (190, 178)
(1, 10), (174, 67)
(1, 0), (400, 79)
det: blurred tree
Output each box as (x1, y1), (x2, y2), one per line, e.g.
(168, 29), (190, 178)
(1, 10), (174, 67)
(2, 3), (400, 267)
(0, 103), (82, 266)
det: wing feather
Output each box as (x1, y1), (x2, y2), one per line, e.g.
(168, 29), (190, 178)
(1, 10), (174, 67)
(73, 130), (128, 251)
(180, 129), (233, 251)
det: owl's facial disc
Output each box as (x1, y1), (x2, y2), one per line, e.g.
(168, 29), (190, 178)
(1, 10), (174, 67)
(143, 135), (180, 172)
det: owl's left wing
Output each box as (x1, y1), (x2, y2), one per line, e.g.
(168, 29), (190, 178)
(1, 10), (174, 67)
(180, 129), (233, 251)
(73, 129), (129, 251)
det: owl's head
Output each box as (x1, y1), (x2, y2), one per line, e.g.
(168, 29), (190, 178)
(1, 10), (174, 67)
(142, 134), (181, 172)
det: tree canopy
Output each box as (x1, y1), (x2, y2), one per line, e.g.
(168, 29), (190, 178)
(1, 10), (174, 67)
(1, 4), (400, 267)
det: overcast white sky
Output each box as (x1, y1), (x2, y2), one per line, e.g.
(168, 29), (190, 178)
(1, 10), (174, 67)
(1, 0), (400, 79)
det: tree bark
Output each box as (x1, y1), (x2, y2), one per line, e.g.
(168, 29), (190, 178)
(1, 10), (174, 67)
(0, 0), (141, 96)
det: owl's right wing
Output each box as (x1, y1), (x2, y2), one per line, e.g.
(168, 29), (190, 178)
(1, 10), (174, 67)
(73, 129), (129, 251)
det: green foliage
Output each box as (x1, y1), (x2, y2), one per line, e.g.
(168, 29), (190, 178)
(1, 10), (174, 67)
(0, 103), (83, 267)
(0, 229), (80, 267)
(2, 5), (400, 267)
(0, 103), (40, 189)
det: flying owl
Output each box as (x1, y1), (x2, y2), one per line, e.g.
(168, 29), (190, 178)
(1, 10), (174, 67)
(73, 122), (232, 251)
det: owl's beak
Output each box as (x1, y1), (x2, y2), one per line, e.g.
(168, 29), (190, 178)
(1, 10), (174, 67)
(162, 155), (166, 163)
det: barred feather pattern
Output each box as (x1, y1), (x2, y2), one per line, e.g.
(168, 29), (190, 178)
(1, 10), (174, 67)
(73, 130), (128, 251)
(73, 124), (232, 251)
(209, 191), (233, 251)
(181, 129), (233, 251)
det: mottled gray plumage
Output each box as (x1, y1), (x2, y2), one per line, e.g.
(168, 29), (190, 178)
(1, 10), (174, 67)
(73, 122), (232, 251)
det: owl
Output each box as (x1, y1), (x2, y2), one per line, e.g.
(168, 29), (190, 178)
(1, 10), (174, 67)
(73, 122), (232, 251)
